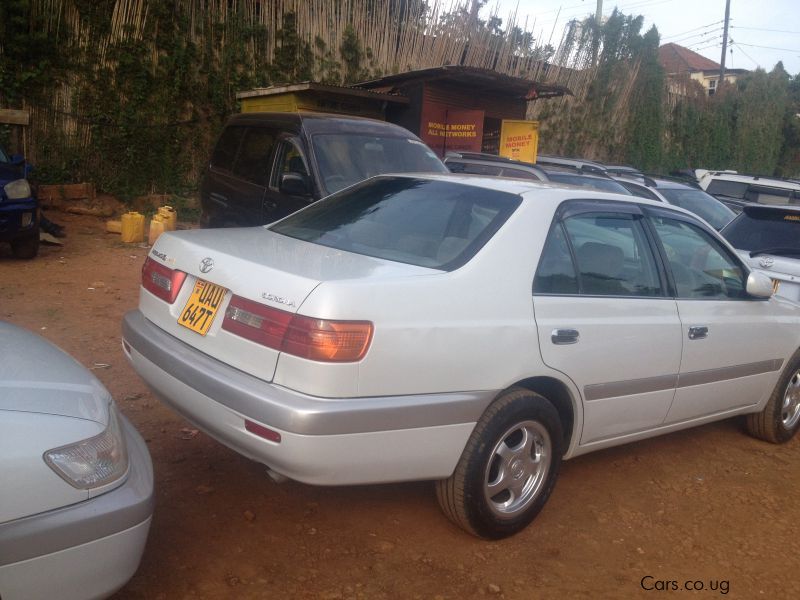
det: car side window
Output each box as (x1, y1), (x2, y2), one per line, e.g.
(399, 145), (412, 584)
(273, 140), (309, 180)
(563, 213), (663, 296)
(650, 215), (746, 299)
(533, 223), (578, 294)
(210, 126), (246, 172)
(233, 128), (276, 186)
(534, 212), (663, 297)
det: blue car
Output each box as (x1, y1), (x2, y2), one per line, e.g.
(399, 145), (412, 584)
(0, 146), (39, 259)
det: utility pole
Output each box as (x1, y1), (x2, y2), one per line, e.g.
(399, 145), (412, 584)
(596, 0), (603, 25)
(718, 0), (731, 91)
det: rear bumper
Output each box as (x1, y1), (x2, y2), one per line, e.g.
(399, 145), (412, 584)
(122, 309), (490, 484)
(0, 203), (38, 241)
(0, 414), (153, 600)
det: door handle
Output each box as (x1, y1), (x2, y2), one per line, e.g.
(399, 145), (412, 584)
(688, 326), (708, 340)
(551, 329), (580, 345)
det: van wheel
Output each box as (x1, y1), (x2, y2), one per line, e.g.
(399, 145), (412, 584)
(435, 388), (563, 539)
(746, 350), (800, 444)
(11, 233), (39, 259)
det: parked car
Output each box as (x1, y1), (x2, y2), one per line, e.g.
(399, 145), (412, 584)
(721, 204), (800, 303)
(612, 174), (735, 230)
(200, 112), (448, 227)
(696, 169), (800, 213)
(0, 321), (153, 600)
(444, 152), (548, 181)
(539, 166), (633, 195)
(124, 174), (800, 539)
(0, 146), (39, 258)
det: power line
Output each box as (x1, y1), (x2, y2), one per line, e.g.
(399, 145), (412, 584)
(662, 20), (724, 40)
(729, 40), (760, 68)
(668, 27), (724, 46)
(733, 41), (800, 53)
(730, 25), (800, 36)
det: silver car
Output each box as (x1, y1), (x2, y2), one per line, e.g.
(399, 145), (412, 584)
(124, 174), (800, 539)
(0, 322), (153, 600)
(721, 204), (800, 303)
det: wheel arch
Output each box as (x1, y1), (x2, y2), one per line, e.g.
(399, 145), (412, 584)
(508, 376), (578, 451)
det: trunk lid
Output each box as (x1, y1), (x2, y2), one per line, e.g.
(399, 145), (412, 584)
(142, 227), (434, 382)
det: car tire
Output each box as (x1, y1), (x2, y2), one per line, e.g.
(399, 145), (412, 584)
(11, 233), (39, 259)
(745, 349), (800, 444)
(435, 388), (563, 539)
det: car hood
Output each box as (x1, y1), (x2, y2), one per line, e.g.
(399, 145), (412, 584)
(0, 322), (110, 425)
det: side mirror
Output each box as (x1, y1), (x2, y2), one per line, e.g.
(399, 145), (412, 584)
(279, 172), (312, 197)
(746, 270), (774, 298)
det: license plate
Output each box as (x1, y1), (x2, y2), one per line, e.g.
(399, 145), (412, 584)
(178, 279), (227, 336)
(772, 279), (781, 294)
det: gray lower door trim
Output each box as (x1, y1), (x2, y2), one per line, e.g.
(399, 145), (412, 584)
(584, 359), (783, 401)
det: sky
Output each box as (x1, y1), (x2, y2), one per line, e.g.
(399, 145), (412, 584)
(486, 0), (800, 75)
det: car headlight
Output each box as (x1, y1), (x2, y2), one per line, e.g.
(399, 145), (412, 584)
(4, 178), (32, 200)
(44, 405), (129, 489)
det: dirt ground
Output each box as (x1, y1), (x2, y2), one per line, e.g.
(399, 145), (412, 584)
(2, 212), (800, 600)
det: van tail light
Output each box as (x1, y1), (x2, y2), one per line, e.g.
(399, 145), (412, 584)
(142, 257), (186, 304)
(223, 295), (373, 363)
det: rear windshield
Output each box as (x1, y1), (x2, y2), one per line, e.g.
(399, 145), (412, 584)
(722, 209), (800, 253)
(659, 188), (735, 230)
(546, 173), (631, 195)
(312, 134), (447, 194)
(270, 177), (521, 270)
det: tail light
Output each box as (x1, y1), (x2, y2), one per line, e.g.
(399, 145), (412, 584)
(142, 257), (186, 304)
(223, 295), (373, 362)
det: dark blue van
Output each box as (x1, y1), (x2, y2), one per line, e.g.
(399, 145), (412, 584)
(0, 146), (39, 258)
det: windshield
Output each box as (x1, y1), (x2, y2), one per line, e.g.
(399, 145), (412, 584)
(722, 209), (800, 253)
(546, 173), (631, 195)
(659, 188), (735, 230)
(270, 177), (521, 270)
(312, 134), (447, 194)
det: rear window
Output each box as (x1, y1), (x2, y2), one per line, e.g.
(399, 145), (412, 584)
(722, 208), (800, 253)
(312, 134), (447, 194)
(270, 177), (521, 270)
(659, 188), (735, 230)
(707, 179), (748, 198)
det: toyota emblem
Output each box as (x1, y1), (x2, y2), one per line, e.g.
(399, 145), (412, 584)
(759, 256), (775, 269)
(199, 257), (214, 273)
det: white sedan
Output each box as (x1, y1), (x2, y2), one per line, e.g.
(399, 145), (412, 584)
(123, 174), (800, 539)
(0, 322), (153, 599)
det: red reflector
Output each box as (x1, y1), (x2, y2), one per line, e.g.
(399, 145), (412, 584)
(141, 257), (186, 304)
(245, 420), (281, 443)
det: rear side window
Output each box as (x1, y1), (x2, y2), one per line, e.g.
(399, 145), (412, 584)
(271, 177), (521, 270)
(233, 128), (276, 185)
(210, 126), (246, 172)
(534, 212), (663, 297)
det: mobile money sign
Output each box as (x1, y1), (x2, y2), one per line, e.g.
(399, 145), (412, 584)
(499, 120), (539, 163)
(420, 105), (484, 156)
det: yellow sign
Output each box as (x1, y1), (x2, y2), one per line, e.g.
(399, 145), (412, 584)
(499, 120), (539, 164)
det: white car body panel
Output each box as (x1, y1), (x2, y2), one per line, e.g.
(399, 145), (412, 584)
(0, 413), (100, 523)
(534, 296), (683, 443)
